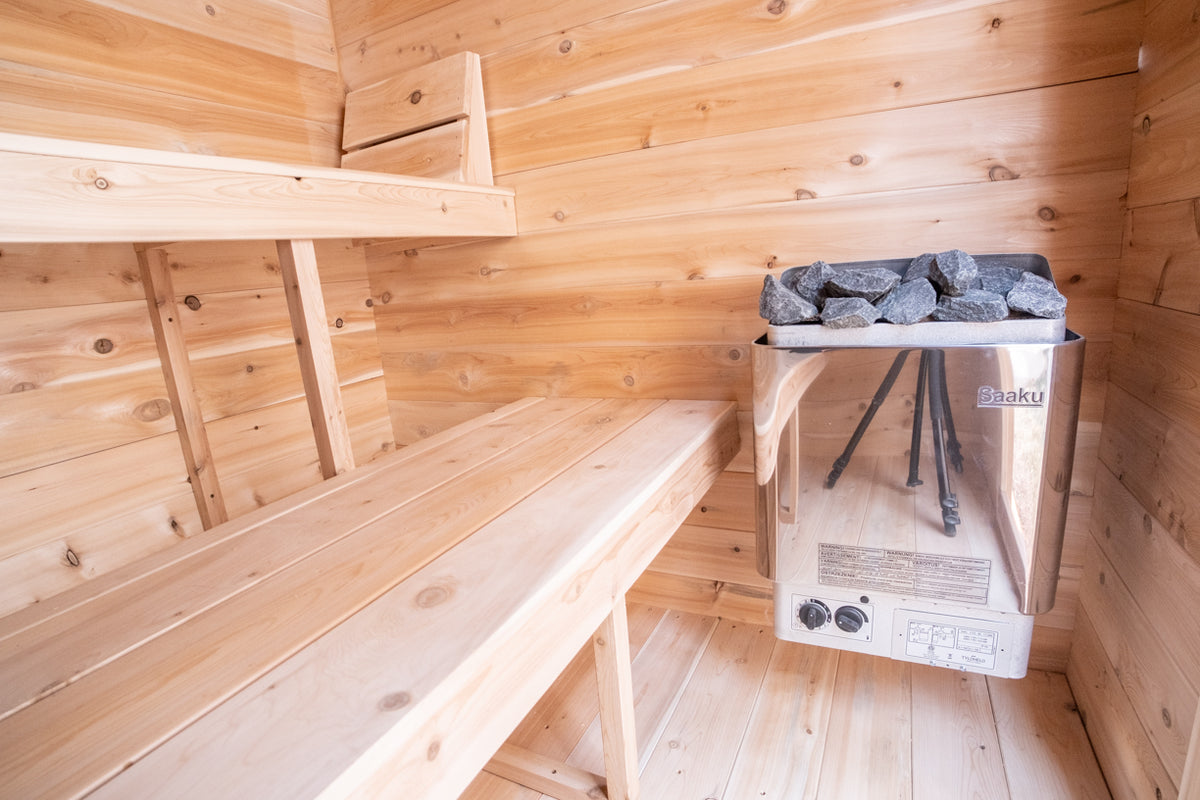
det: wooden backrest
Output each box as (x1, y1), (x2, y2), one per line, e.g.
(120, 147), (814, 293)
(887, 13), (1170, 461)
(341, 51), (493, 185)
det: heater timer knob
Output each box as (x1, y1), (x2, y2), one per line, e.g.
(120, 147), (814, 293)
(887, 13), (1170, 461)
(834, 606), (868, 633)
(798, 600), (829, 630)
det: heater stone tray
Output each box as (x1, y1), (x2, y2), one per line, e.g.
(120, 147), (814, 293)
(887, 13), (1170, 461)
(766, 253), (1066, 347)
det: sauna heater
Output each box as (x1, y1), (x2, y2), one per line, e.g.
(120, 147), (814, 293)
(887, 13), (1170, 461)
(753, 255), (1084, 678)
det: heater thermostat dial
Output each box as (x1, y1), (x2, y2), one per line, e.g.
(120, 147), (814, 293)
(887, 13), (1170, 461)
(798, 599), (830, 630)
(834, 605), (869, 633)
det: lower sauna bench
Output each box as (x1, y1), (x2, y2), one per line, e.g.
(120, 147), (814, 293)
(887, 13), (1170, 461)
(469, 605), (1113, 800)
(0, 396), (739, 799)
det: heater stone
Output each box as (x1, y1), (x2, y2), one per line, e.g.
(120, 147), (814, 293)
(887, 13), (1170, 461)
(759, 274), (819, 324)
(821, 296), (880, 328)
(903, 252), (936, 283)
(978, 264), (1024, 295)
(876, 278), (937, 324)
(933, 289), (1009, 322)
(1006, 272), (1067, 319)
(930, 249), (979, 297)
(783, 260), (837, 306)
(825, 267), (901, 302)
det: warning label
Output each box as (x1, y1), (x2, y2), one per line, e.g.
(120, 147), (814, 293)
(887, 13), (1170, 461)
(904, 620), (999, 670)
(818, 543), (990, 605)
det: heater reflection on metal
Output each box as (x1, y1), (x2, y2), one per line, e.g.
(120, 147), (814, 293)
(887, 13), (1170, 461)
(753, 252), (1083, 678)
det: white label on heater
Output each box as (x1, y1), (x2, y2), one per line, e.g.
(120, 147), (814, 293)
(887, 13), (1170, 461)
(904, 620), (999, 670)
(818, 543), (990, 605)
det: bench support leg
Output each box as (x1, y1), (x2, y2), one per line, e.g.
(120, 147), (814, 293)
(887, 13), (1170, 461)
(594, 598), (640, 800)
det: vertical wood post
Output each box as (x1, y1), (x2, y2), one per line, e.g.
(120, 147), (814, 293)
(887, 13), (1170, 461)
(275, 239), (355, 479)
(135, 244), (228, 529)
(594, 597), (640, 800)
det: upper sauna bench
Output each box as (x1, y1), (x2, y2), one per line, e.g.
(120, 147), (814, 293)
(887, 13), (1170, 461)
(0, 132), (517, 243)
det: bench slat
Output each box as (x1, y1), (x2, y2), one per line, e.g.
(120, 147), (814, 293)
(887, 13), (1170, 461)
(0, 398), (739, 800)
(0, 397), (603, 721)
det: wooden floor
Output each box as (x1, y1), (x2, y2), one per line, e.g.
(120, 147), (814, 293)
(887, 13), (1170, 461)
(462, 604), (1111, 800)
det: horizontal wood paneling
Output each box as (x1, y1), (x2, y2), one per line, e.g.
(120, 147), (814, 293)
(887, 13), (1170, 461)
(1070, 609), (1180, 800)
(486, 0), (1139, 173)
(1, 0), (340, 125)
(506, 77), (1136, 233)
(1118, 199), (1200, 313)
(1135, 0), (1200, 112)
(90, 0), (339, 70)
(1071, 0), (1200, 789)
(1128, 79), (1200, 209)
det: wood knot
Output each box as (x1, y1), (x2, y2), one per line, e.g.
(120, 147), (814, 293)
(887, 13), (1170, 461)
(65, 548), (81, 568)
(380, 291), (392, 304)
(990, 16), (1001, 29)
(767, 0), (786, 13)
(334, 317), (344, 328)
(554, 210), (566, 221)
(988, 164), (1016, 181)
(134, 398), (173, 422)
(416, 582), (455, 608)
(1037, 206), (1056, 221)
(728, 348), (742, 361)
(623, 375), (635, 386)
(378, 691), (411, 712)
(1141, 115), (1151, 134)
(93, 177), (110, 190)
(559, 39), (573, 54)
(849, 154), (865, 166)
(794, 188), (816, 200)
(427, 740), (441, 761)
(1162, 707), (1173, 728)
(409, 89), (423, 104)
(184, 294), (202, 310)
(93, 338), (114, 354)
(205, 4), (216, 15)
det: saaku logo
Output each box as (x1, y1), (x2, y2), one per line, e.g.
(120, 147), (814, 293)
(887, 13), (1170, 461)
(976, 386), (1045, 408)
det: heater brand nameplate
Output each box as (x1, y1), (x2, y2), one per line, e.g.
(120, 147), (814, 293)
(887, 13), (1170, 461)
(818, 543), (990, 605)
(892, 609), (1016, 674)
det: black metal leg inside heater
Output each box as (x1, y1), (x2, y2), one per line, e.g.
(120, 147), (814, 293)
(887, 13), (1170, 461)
(826, 349), (911, 489)
(926, 350), (961, 536)
(826, 347), (961, 537)
(907, 350), (929, 487)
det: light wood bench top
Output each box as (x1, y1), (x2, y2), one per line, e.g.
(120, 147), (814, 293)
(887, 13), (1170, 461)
(0, 396), (738, 799)
(0, 132), (516, 242)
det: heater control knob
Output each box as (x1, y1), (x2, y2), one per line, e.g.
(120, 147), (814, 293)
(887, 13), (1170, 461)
(834, 606), (868, 634)
(798, 600), (829, 630)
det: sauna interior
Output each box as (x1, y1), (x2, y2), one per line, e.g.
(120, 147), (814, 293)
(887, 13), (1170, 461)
(0, 0), (1197, 798)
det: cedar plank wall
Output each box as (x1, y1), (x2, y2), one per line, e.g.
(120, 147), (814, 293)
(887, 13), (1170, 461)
(332, 0), (1141, 672)
(1066, 1), (1200, 798)
(0, 3), (393, 613)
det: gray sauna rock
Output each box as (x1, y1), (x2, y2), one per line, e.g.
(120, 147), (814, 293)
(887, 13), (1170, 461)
(933, 289), (1009, 322)
(782, 260), (837, 306)
(821, 296), (880, 328)
(876, 278), (937, 324)
(903, 252), (936, 283)
(978, 264), (1024, 295)
(930, 249), (979, 297)
(759, 274), (819, 324)
(1006, 272), (1067, 318)
(824, 267), (901, 302)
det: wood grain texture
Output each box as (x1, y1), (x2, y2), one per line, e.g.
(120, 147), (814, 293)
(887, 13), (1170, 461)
(1135, 0), (1200, 112)
(990, 670), (1112, 799)
(137, 245), (227, 527)
(506, 75), (1135, 232)
(343, 51), (477, 150)
(1069, 610), (1179, 800)
(911, 666), (1009, 799)
(0, 134), (518, 243)
(486, 0), (1139, 174)
(276, 239), (355, 478)
(75, 400), (737, 799)
(1080, 541), (1196, 781)
(1118, 200), (1200, 313)
(592, 601), (640, 800)
(0, 0), (341, 124)
(1129, 79), (1200, 209)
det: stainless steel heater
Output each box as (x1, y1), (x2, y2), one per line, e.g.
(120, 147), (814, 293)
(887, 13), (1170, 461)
(753, 254), (1084, 678)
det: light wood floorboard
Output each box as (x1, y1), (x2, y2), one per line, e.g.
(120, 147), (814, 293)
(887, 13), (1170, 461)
(466, 604), (1110, 800)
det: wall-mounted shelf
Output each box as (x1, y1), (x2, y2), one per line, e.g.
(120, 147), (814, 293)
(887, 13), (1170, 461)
(0, 133), (516, 243)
